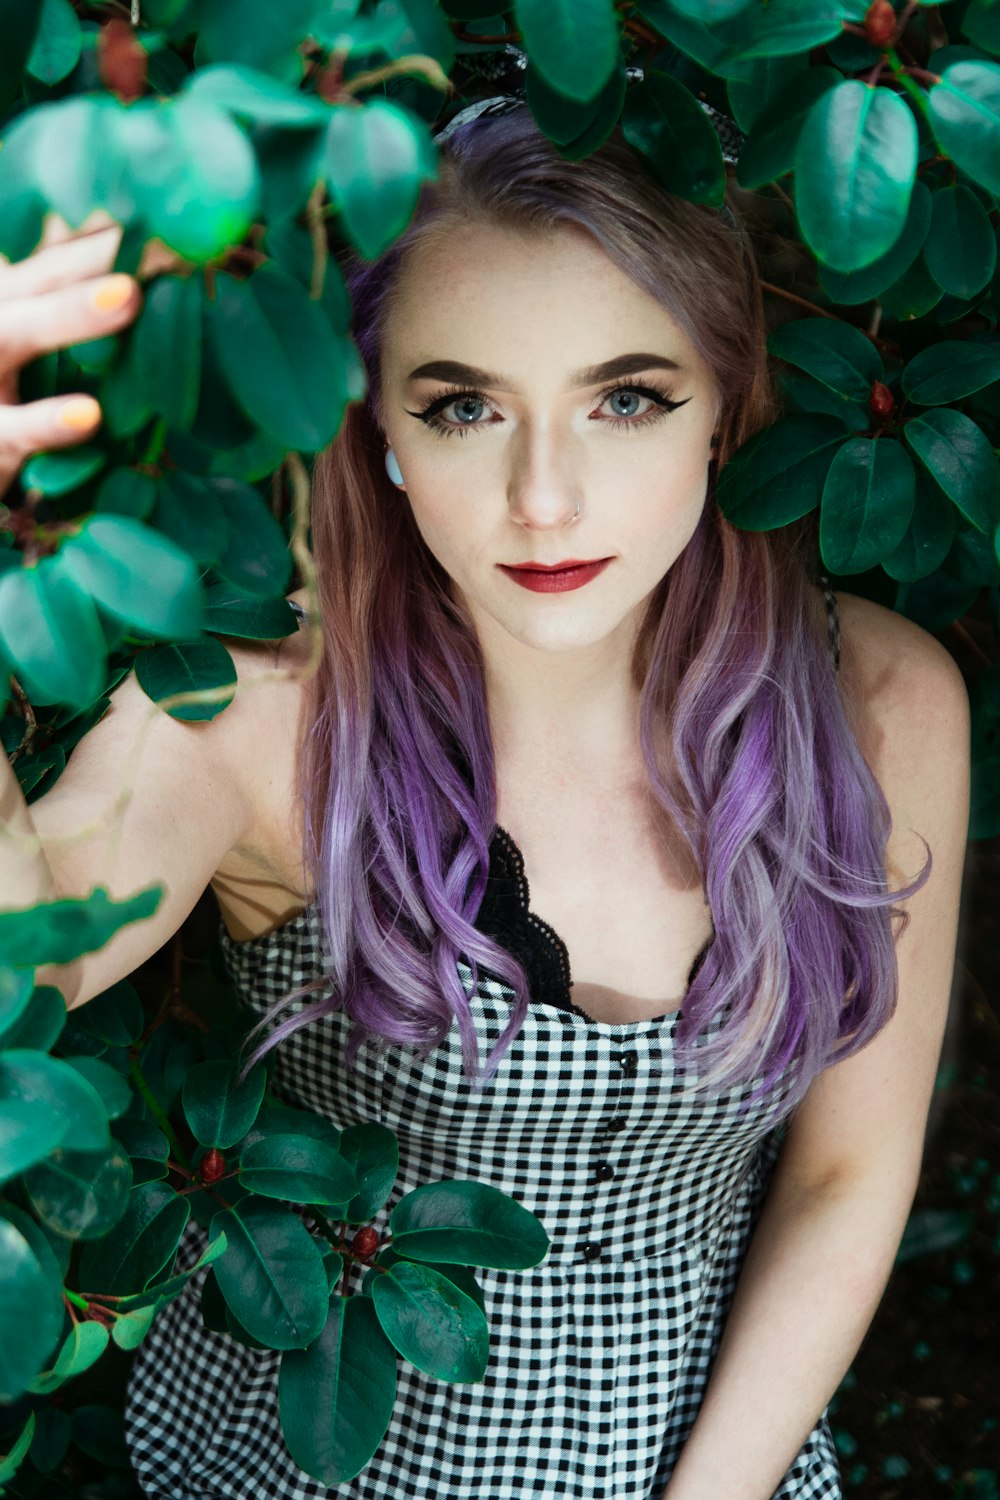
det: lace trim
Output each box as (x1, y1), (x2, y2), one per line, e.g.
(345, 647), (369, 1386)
(489, 823), (574, 1002)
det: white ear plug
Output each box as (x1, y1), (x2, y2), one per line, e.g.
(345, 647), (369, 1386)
(385, 448), (405, 486)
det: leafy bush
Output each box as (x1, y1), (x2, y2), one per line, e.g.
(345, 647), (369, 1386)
(1, 0), (998, 1490)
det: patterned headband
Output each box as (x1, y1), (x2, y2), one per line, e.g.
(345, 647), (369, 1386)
(433, 43), (745, 170)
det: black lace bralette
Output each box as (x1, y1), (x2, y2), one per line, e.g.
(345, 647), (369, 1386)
(472, 822), (710, 1017)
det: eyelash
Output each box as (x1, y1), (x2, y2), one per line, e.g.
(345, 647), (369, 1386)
(405, 381), (687, 439)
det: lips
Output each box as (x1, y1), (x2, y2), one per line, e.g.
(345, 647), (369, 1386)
(509, 559), (607, 571)
(497, 558), (612, 593)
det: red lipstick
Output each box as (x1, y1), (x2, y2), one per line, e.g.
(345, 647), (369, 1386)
(498, 558), (612, 593)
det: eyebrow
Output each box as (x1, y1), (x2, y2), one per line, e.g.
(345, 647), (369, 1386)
(404, 352), (685, 391)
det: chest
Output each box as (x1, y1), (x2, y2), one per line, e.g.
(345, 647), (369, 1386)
(494, 774), (714, 1024)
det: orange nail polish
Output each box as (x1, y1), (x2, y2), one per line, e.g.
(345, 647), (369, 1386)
(91, 275), (134, 312)
(60, 398), (102, 431)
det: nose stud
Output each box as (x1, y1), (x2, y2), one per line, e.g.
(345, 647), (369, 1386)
(385, 447), (405, 487)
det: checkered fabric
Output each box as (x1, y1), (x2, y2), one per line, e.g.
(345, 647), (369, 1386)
(124, 590), (844, 1499)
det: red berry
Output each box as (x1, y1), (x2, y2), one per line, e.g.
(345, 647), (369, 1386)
(200, 1148), (226, 1185)
(352, 1227), (380, 1260)
(869, 380), (895, 420)
(864, 1), (896, 49)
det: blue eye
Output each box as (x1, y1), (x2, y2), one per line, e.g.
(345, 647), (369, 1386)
(404, 382), (690, 439)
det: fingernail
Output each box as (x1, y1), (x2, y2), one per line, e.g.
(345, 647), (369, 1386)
(90, 274), (135, 312)
(60, 397), (102, 431)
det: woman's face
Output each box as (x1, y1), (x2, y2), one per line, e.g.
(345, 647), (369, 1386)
(378, 221), (722, 665)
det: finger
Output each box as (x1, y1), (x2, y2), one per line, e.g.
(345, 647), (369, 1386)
(0, 274), (141, 382)
(0, 224), (125, 306)
(0, 394), (103, 499)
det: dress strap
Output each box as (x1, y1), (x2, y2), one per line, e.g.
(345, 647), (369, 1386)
(815, 572), (841, 673)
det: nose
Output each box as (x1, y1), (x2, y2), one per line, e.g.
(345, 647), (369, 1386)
(505, 426), (582, 532)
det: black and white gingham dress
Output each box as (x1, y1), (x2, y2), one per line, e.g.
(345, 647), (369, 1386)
(124, 586), (844, 1500)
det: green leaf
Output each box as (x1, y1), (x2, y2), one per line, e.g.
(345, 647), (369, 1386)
(113, 1228), (229, 1311)
(112, 1116), (170, 1170)
(554, 60), (628, 161)
(513, 0), (618, 103)
(0, 980), (66, 1052)
(621, 70), (726, 206)
(669, 0), (751, 18)
(278, 1295), (397, 1484)
(21, 445), (105, 496)
(28, 1405), (72, 1475)
(56, 513), (205, 639)
(70, 1404), (130, 1469)
(184, 63), (332, 127)
(0, 885), (162, 970)
(151, 469), (229, 567)
(63, 1056), (132, 1119)
(736, 66), (840, 189)
(195, 0), (324, 82)
(371, 1257), (489, 1380)
(77, 1181), (191, 1295)
(923, 184), (997, 299)
(819, 437), (916, 574)
(95, 467), (157, 520)
(362, 1244), (486, 1313)
(928, 59), (1000, 197)
(209, 265), (354, 452)
(0, 559), (105, 709)
(24, 1142), (133, 1239)
(235, 1103), (342, 1158)
(715, 415), (846, 530)
(879, 251), (944, 322)
(777, 370), (871, 432)
(202, 587), (299, 640)
(389, 1179), (550, 1269)
(717, 0), (867, 59)
(134, 638), (238, 722)
(0, 1050), (111, 1186)
(239, 1134), (358, 1204)
(27, 0), (82, 85)
(524, 55), (618, 147)
(964, 0), (1000, 57)
(901, 338), (1000, 405)
(335, 1122), (399, 1224)
(111, 1302), (158, 1350)
(904, 407), (1000, 534)
(182, 1058), (267, 1148)
(27, 1320), (110, 1395)
(72, 979), (144, 1046)
(818, 178), (933, 306)
(210, 1198), (330, 1349)
(0, 1413), (37, 1487)
(211, 477), (293, 597)
(0, 967), (35, 1045)
(882, 466), (957, 583)
(323, 99), (438, 261)
(131, 274), (203, 429)
(119, 95), (261, 261)
(727, 53), (809, 134)
(767, 317), (882, 402)
(794, 80), (918, 272)
(0, 1214), (64, 1400)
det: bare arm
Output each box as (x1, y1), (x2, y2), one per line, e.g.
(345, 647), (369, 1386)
(5, 664), (256, 1010)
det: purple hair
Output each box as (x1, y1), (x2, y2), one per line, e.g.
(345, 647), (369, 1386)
(242, 107), (931, 1118)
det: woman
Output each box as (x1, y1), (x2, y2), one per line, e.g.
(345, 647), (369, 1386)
(7, 101), (968, 1500)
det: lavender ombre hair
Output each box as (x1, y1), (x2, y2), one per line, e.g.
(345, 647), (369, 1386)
(243, 105), (931, 1118)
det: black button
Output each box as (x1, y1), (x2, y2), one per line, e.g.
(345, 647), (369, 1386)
(605, 1116), (627, 1133)
(619, 1052), (638, 1076)
(581, 1241), (604, 1261)
(594, 1162), (615, 1182)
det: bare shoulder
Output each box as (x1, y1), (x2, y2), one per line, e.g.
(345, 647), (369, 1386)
(834, 589), (970, 876)
(834, 590), (969, 745)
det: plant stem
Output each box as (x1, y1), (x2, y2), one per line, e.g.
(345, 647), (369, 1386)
(308, 1206), (345, 1250)
(140, 417), (168, 469)
(127, 1050), (193, 1172)
(64, 1288), (89, 1312)
(886, 49), (936, 121)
